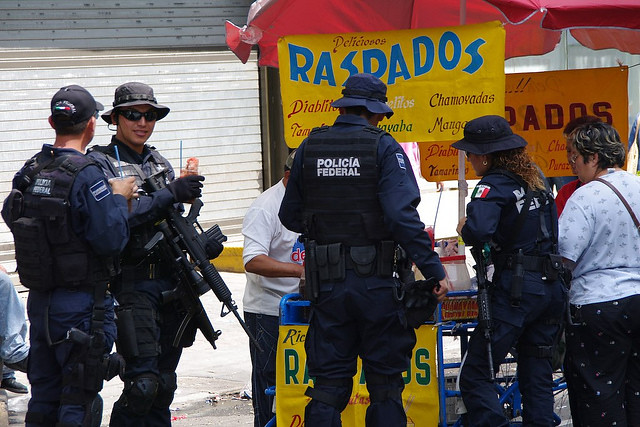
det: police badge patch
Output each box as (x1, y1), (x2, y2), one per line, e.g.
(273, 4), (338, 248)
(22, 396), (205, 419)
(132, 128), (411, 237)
(471, 184), (491, 198)
(396, 153), (406, 170)
(90, 180), (110, 201)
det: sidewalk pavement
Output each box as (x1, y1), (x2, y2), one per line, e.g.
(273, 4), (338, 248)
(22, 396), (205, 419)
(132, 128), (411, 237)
(0, 389), (8, 427)
(5, 271), (254, 426)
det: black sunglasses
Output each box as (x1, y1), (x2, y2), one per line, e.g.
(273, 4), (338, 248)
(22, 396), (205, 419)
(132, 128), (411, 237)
(119, 109), (158, 122)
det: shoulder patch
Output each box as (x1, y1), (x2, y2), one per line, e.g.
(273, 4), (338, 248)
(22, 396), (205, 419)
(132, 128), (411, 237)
(90, 179), (110, 202)
(471, 184), (491, 198)
(395, 153), (406, 170)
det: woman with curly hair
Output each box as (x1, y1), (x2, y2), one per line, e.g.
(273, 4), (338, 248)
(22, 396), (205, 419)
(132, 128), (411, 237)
(453, 115), (566, 426)
(558, 122), (640, 426)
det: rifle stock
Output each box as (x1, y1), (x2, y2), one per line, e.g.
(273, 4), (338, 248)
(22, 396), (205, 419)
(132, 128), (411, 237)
(471, 244), (495, 381)
(144, 172), (262, 352)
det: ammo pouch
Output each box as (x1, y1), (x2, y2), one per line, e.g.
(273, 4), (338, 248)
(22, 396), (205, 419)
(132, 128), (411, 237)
(542, 254), (563, 282)
(346, 241), (395, 278)
(11, 216), (55, 291)
(309, 241), (396, 281)
(316, 243), (346, 282)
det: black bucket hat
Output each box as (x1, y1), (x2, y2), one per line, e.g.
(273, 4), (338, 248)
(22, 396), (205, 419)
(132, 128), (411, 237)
(330, 73), (394, 118)
(102, 82), (170, 124)
(452, 115), (527, 155)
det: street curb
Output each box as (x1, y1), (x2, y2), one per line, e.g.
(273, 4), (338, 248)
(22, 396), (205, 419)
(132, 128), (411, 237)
(211, 246), (244, 273)
(0, 389), (8, 427)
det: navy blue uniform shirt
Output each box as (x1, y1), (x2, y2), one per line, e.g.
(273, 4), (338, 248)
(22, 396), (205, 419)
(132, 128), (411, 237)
(279, 114), (445, 281)
(13, 144), (130, 256)
(461, 171), (555, 255)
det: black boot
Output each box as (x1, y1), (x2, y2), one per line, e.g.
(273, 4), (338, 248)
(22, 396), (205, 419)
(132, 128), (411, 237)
(5, 353), (29, 373)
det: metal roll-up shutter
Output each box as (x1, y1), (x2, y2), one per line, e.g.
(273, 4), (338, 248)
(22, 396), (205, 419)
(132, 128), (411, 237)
(0, 49), (261, 266)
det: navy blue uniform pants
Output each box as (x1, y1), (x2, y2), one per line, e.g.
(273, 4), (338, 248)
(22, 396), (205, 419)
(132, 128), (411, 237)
(109, 281), (185, 427)
(304, 274), (415, 427)
(245, 312), (279, 427)
(460, 278), (565, 427)
(27, 288), (115, 427)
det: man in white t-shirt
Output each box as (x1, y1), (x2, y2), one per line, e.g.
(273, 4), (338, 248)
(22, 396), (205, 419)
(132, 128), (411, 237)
(242, 150), (304, 427)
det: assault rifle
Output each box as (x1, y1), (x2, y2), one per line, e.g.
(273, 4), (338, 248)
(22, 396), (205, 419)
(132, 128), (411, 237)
(143, 172), (261, 351)
(471, 243), (495, 381)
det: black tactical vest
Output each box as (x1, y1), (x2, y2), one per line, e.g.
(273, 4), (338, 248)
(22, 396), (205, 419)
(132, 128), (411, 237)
(89, 141), (171, 262)
(10, 153), (113, 291)
(89, 141), (170, 189)
(302, 125), (392, 246)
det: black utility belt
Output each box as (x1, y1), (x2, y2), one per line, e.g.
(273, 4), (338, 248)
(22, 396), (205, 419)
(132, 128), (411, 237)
(497, 253), (563, 281)
(307, 241), (395, 282)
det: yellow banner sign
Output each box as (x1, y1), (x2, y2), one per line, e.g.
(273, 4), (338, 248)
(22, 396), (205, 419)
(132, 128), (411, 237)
(276, 324), (439, 426)
(419, 66), (629, 181)
(278, 22), (506, 147)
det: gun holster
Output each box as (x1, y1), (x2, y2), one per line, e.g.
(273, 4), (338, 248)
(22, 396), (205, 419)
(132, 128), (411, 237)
(394, 245), (415, 284)
(510, 249), (525, 307)
(304, 240), (320, 303)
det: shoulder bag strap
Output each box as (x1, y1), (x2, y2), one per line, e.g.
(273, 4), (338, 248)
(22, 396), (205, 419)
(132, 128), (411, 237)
(594, 177), (640, 234)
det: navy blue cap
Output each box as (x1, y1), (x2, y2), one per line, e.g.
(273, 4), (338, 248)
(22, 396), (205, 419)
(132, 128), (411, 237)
(452, 115), (527, 155)
(102, 82), (170, 124)
(331, 73), (394, 118)
(51, 85), (104, 127)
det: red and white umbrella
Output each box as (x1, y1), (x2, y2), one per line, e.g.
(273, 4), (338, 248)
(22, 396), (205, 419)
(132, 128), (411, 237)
(226, 0), (640, 67)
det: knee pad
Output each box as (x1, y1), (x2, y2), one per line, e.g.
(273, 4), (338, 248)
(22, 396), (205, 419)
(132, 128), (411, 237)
(118, 373), (159, 416)
(153, 371), (178, 410)
(365, 372), (404, 403)
(305, 377), (353, 412)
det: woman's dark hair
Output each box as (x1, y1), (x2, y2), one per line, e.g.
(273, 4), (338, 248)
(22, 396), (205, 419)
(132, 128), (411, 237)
(562, 115), (602, 136)
(572, 122), (625, 169)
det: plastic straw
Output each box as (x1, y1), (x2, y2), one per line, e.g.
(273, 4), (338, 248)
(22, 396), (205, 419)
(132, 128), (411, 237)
(114, 145), (124, 178)
(432, 186), (444, 238)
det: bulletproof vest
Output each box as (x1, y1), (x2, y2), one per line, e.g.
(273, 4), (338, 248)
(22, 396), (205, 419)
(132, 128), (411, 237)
(10, 153), (112, 291)
(302, 125), (392, 246)
(486, 168), (557, 255)
(89, 141), (171, 262)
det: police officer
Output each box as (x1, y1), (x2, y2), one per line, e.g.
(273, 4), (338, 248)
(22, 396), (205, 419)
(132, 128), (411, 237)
(279, 73), (450, 426)
(86, 82), (205, 426)
(2, 85), (137, 426)
(453, 115), (566, 426)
